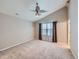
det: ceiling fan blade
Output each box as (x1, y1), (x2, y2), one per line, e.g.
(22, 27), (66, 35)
(30, 9), (47, 13)
(39, 10), (47, 13)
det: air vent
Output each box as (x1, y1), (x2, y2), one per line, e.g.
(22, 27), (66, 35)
(16, 13), (19, 15)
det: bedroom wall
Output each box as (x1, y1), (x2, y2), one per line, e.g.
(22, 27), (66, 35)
(34, 7), (68, 44)
(0, 13), (33, 51)
(68, 0), (78, 59)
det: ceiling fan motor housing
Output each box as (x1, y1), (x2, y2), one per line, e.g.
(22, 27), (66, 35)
(35, 2), (40, 15)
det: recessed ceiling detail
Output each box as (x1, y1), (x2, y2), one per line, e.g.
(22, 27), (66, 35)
(0, 0), (68, 21)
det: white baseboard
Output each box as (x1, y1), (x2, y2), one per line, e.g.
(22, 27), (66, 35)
(71, 49), (77, 59)
(0, 39), (33, 51)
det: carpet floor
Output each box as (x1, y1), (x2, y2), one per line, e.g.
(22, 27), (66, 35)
(0, 40), (74, 59)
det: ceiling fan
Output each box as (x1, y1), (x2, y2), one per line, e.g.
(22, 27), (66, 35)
(31, 1), (47, 16)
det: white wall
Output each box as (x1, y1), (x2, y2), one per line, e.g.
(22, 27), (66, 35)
(34, 7), (68, 44)
(68, 0), (78, 59)
(0, 13), (33, 51)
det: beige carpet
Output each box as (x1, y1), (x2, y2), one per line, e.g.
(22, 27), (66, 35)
(0, 40), (74, 59)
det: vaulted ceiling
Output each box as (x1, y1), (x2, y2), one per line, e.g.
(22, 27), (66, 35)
(0, 0), (68, 21)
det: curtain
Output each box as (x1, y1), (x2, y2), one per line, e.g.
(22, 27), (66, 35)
(52, 22), (57, 42)
(39, 23), (42, 40)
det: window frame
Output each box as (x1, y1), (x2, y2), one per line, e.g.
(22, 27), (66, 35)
(41, 22), (53, 36)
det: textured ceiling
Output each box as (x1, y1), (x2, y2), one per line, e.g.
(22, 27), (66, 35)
(0, 0), (68, 21)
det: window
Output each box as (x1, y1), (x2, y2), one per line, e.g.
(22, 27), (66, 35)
(41, 23), (52, 36)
